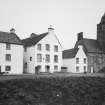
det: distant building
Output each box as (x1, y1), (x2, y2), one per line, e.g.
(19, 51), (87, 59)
(0, 28), (23, 74)
(22, 26), (62, 74)
(63, 13), (105, 73)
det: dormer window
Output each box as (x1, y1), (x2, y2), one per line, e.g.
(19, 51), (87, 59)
(6, 43), (11, 50)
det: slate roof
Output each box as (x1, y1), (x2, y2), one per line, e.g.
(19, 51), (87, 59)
(0, 31), (22, 45)
(22, 32), (48, 47)
(63, 38), (104, 59)
(75, 38), (103, 53)
(63, 48), (78, 59)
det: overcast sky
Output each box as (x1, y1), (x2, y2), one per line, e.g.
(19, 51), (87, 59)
(0, 0), (105, 49)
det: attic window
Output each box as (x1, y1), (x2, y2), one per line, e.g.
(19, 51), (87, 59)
(37, 44), (41, 51)
(76, 58), (79, 64)
(54, 45), (58, 52)
(6, 43), (11, 50)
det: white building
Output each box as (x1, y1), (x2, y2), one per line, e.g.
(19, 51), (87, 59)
(63, 45), (87, 73)
(63, 32), (88, 73)
(22, 27), (62, 74)
(0, 28), (23, 74)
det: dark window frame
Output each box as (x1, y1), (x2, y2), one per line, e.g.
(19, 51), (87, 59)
(54, 55), (58, 63)
(37, 54), (42, 62)
(6, 54), (11, 61)
(6, 43), (11, 50)
(45, 54), (50, 63)
(46, 44), (50, 51)
(54, 45), (58, 52)
(37, 44), (42, 51)
(5, 66), (11, 71)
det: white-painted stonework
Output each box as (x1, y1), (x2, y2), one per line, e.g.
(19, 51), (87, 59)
(0, 43), (23, 74)
(23, 28), (62, 74)
(63, 45), (87, 73)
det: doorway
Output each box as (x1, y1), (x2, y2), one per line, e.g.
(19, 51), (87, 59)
(35, 65), (41, 74)
(45, 65), (50, 72)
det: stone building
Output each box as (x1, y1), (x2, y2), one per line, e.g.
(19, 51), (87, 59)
(22, 26), (62, 74)
(63, 13), (105, 73)
(0, 28), (23, 74)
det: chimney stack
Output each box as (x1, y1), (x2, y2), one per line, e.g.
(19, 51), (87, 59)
(77, 32), (83, 41)
(30, 33), (37, 37)
(10, 28), (15, 34)
(48, 25), (54, 33)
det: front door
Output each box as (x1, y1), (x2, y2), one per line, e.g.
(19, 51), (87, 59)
(35, 65), (41, 74)
(45, 65), (50, 72)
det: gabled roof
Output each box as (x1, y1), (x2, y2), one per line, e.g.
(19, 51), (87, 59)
(22, 32), (48, 47)
(0, 31), (22, 45)
(75, 38), (103, 53)
(63, 48), (78, 59)
(63, 37), (104, 59)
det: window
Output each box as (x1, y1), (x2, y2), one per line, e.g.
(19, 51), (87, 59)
(76, 58), (79, 64)
(84, 66), (86, 73)
(45, 54), (50, 62)
(46, 44), (50, 51)
(84, 58), (86, 64)
(30, 57), (32, 61)
(6, 43), (11, 50)
(54, 45), (58, 52)
(37, 44), (41, 51)
(6, 54), (11, 61)
(76, 66), (79, 72)
(45, 65), (50, 72)
(54, 55), (58, 63)
(35, 65), (41, 73)
(37, 54), (42, 62)
(24, 47), (27, 52)
(54, 65), (58, 71)
(5, 66), (11, 71)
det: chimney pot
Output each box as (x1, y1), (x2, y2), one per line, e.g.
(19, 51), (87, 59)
(77, 32), (83, 41)
(10, 28), (15, 34)
(30, 33), (37, 37)
(48, 25), (54, 33)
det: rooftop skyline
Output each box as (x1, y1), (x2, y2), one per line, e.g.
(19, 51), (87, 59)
(0, 0), (105, 49)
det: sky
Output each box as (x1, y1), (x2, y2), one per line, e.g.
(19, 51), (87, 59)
(0, 0), (105, 49)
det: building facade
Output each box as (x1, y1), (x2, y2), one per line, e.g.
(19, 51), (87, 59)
(63, 13), (105, 73)
(0, 29), (23, 74)
(22, 27), (62, 74)
(63, 42), (87, 73)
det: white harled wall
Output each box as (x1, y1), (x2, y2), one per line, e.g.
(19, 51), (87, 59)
(75, 45), (87, 73)
(63, 45), (87, 73)
(0, 43), (23, 74)
(23, 30), (62, 73)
